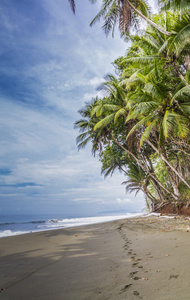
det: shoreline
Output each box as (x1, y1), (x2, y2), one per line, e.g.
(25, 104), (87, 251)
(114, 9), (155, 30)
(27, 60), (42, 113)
(0, 212), (144, 239)
(1, 215), (190, 299)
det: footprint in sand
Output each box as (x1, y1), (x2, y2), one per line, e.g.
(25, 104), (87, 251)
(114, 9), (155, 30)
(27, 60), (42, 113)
(169, 275), (179, 279)
(132, 262), (139, 267)
(133, 276), (141, 280)
(129, 271), (138, 277)
(133, 291), (140, 296)
(119, 284), (133, 293)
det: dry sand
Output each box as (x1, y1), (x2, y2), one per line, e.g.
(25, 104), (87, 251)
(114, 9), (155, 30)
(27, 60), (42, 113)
(0, 215), (190, 299)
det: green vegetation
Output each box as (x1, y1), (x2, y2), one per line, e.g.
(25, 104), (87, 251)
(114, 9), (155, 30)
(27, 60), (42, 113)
(74, 1), (190, 211)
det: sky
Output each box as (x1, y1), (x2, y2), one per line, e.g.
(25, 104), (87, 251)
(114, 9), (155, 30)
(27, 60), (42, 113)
(0, 0), (149, 216)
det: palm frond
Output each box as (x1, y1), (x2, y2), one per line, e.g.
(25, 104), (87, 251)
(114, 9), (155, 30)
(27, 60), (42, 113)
(123, 56), (158, 66)
(68, 0), (75, 14)
(169, 21), (190, 56)
(114, 108), (127, 123)
(77, 136), (92, 150)
(126, 115), (151, 140)
(140, 118), (158, 146)
(94, 113), (115, 131)
(171, 85), (190, 104)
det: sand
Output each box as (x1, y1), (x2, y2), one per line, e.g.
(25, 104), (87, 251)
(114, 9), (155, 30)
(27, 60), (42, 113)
(0, 215), (190, 299)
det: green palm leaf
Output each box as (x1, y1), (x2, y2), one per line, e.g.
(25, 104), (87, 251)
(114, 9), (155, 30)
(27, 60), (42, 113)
(123, 55), (158, 66)
(114, 108), (127, 123)
(171, 85), (190, 104)
(126, 115), (151, 140)
(94, 113), (115, 131)
(169, 24), (190, 56)
(140, 118), (158, 146)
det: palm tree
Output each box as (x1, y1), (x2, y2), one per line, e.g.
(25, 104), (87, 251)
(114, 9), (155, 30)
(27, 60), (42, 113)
(124, 58), (190, 192)
(115, 12), (190, 194)
(90, 74), (178, 200)
(122, 161), (158, 210)
(74, 97), (109, 155)
(69, 0), (171, 35)
(90, 0), (172, 36)
(74, 5), (190, 208)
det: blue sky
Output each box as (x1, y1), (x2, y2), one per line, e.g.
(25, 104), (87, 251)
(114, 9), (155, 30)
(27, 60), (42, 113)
(0, 0), (147, 216)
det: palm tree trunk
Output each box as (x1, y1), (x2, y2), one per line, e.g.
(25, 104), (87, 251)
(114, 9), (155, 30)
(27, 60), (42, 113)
(127, 0), (171, 36)
(145, 155), (165, 202)
(143, 185), (158, 211)
(144, 185), (158, 203)
(110, 132), (178, 200)
(145, 139), (190, 189)
(160, 146), (181, 197)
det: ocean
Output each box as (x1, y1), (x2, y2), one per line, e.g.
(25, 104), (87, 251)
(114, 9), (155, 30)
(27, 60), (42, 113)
(0, 212), (143, 238)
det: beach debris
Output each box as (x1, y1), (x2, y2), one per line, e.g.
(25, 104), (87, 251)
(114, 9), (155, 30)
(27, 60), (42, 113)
(142, 277), (148, 280)
(165, 254), (169, 257)
(75, 234), (78, 236)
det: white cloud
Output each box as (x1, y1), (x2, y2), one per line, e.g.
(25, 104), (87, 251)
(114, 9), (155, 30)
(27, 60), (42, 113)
(89, 77), (104, 87)
(0, 0), (145, 214)
(116, 198), (132, 204)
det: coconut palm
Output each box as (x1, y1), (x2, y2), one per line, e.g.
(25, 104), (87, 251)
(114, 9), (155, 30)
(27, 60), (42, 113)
(124, 66), (190, 193)
(69, 0), (171, 35)
(120, 11), (190, 75)
(115, 12), (190, 194)
(90, 73), (178, 200)
(74, 97), (110, 155)
(122, 161), (158, 210)
(74, 4), (190, 208)
(90, 0), (172, 36)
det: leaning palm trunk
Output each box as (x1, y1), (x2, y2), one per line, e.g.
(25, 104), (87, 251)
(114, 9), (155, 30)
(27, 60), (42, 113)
(145, 139), (190, 190)
(126, 0), (171, 36)
(144, 155), (166, 202)
(160, 144), (181, 198)
(143, 185), (158, 211)
(110, 132), (179, 200)
(150, 177), (166, 202)
(144, 185), (158, 203)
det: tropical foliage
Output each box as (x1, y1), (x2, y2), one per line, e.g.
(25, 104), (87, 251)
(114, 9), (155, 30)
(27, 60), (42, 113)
(74, 1), (190, 211)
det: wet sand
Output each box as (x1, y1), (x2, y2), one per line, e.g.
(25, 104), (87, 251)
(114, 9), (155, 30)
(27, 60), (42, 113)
(0, 215), (190, 299)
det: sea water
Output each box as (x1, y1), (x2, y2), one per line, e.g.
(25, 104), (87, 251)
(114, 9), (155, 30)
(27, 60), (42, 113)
(0, 212), (143, 238)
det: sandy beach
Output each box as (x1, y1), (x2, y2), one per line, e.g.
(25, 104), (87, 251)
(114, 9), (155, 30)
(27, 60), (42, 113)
(1, 215), (190, 300)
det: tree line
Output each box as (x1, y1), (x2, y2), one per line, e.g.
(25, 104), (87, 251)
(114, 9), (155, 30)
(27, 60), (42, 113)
(73, 0), (190, 211)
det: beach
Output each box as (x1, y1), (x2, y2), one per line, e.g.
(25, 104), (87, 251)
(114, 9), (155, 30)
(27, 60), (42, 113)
(1, 215), (190, 300)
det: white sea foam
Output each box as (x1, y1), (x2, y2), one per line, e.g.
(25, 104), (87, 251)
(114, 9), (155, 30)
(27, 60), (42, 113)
(0, 230), (28, 238)
(39, 213), (144, 229)
(0, 212), (144, 238)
